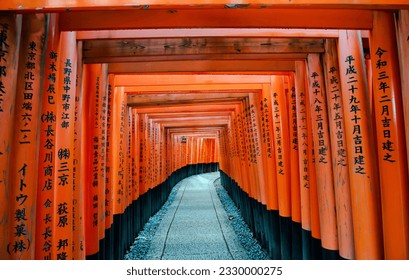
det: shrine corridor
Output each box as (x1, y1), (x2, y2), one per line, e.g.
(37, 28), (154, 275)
(1, 2), (409, 261)
(125, 172), (266, 260)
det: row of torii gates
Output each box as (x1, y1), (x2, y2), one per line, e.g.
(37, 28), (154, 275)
(0, 1), (409, 260)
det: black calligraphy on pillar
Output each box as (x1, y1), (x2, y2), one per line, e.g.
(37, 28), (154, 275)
(290, 87), (298, 151)
(328, 66), (347, 167)
(345, 55), (365, 175)
(260, 98), (273, 158)
(118, 101), (125, 206)
(272, 92), (284, 175)
(298, 91), (309, 188)
(0, 23), (9, 113)
(40, 50), (58, 256)
(9, 163), (29, 255)
(105, 84), (112, 219)
(374, 47), (395, 163)
(92, 77), (100, 227)
(19, 41), (37, 144)
(311, 71), (328, 164)
(250, 104), (260, 161)
(61, 59), (72, 129)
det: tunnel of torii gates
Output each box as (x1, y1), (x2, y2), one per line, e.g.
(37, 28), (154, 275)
(0, 1), (409, 261)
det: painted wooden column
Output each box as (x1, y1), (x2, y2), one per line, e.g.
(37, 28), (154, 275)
(295, 61), (312, 260)
(0, 13), (21, 260)
(98, 65), (108, 257)
(338, 30), (383, 259)
(371, 11), (409, 259)
(138, 113), (146, 197)
(243, 97), (258, 202)
(7, 14), (46, 259)
(270, 75), (292, 260)
(249, 91), (267, 206)
(52, 31), (78, 260)
(131, 109), (139, 235)
(287, 74), (302, 260)
(260, 84), (278, 213)
(261, 82), (281, 260)
(73, 40), (85, 260)
(109, 85), (127, 259)
(83, 63), (106, 258)
(38, 29), (56, 251)
(322, 39), (355, 260)
(306, 54), (339, 259)
(395, 10), (409, 178)
(304, 67), (321, 260)
(104, 74), (115, 259)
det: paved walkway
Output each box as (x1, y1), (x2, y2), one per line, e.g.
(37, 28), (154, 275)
(145, 172), (249, 260)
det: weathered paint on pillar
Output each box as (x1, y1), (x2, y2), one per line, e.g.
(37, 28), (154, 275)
(35, 14), (59, 260)
(83, 63), (102, 257)
(295, 60), (313, 259)
(52, 31), (77, 260)
(306, 53), (339, 253)
(395, 10), (409, 178)
(105, 74), (114, 232)
(98, 64), (108, 246)
(261, 83), (279, 211)
(270, 75), (291, 218)
(0, 13), (21, 260)
(338, 30), (383, 259)
(8, 13), (46, 260)
(112, 86), (127, 215)
(322, 39), (355, 260)
(304, 69), (321, 245)
(371, 11), (409, 259)
(249, 91), (267, 205)
(287, 74), (301, 225)
(73, 39), (85, 260)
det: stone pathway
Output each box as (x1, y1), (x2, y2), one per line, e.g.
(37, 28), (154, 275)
(144, 172), (249, 260)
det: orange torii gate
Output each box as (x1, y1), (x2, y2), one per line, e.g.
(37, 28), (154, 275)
(1, 1), (409, 261)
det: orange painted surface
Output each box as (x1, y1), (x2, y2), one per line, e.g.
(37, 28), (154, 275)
(286, 74), (301, 224)
(295, 61), (311, 233)
(35, 16), (59, 259)
(131, 109), (139, 202)
(338, 30), (383, 259)
(396, 10), (409, 178)
(1, 0), (407, 11)
(7, 14), (46, 260)
(58, 9), (373, 32)
(0, 13), (21, 260)
(104, 74), (114, 230)
(52, 31), (77, 260)
(270, 75), (291, 218)
(322, 39), (355, 259)
(306, 54), (338, 251)
(73, 39), (85, 260)
(249, 92), (267, 204)
(304, 70), (321, 241)
(83, 63), (104, 256)
(111, 86), (127, 214)
(261, 84), (279, 211)
(371, 11), (409, 259)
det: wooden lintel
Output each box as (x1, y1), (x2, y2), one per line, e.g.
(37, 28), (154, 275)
(134, 102), (242, 113)
(108, 60), (296, 73)
(2, 1), (408, 12)
(82, 38), (324, 60)
(59, 9), (373, 31)
(124, 83), (264, 92)
(83, 53), (308, 64)
(77, 28), (344, 40)
(115, 74), (273, 86)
